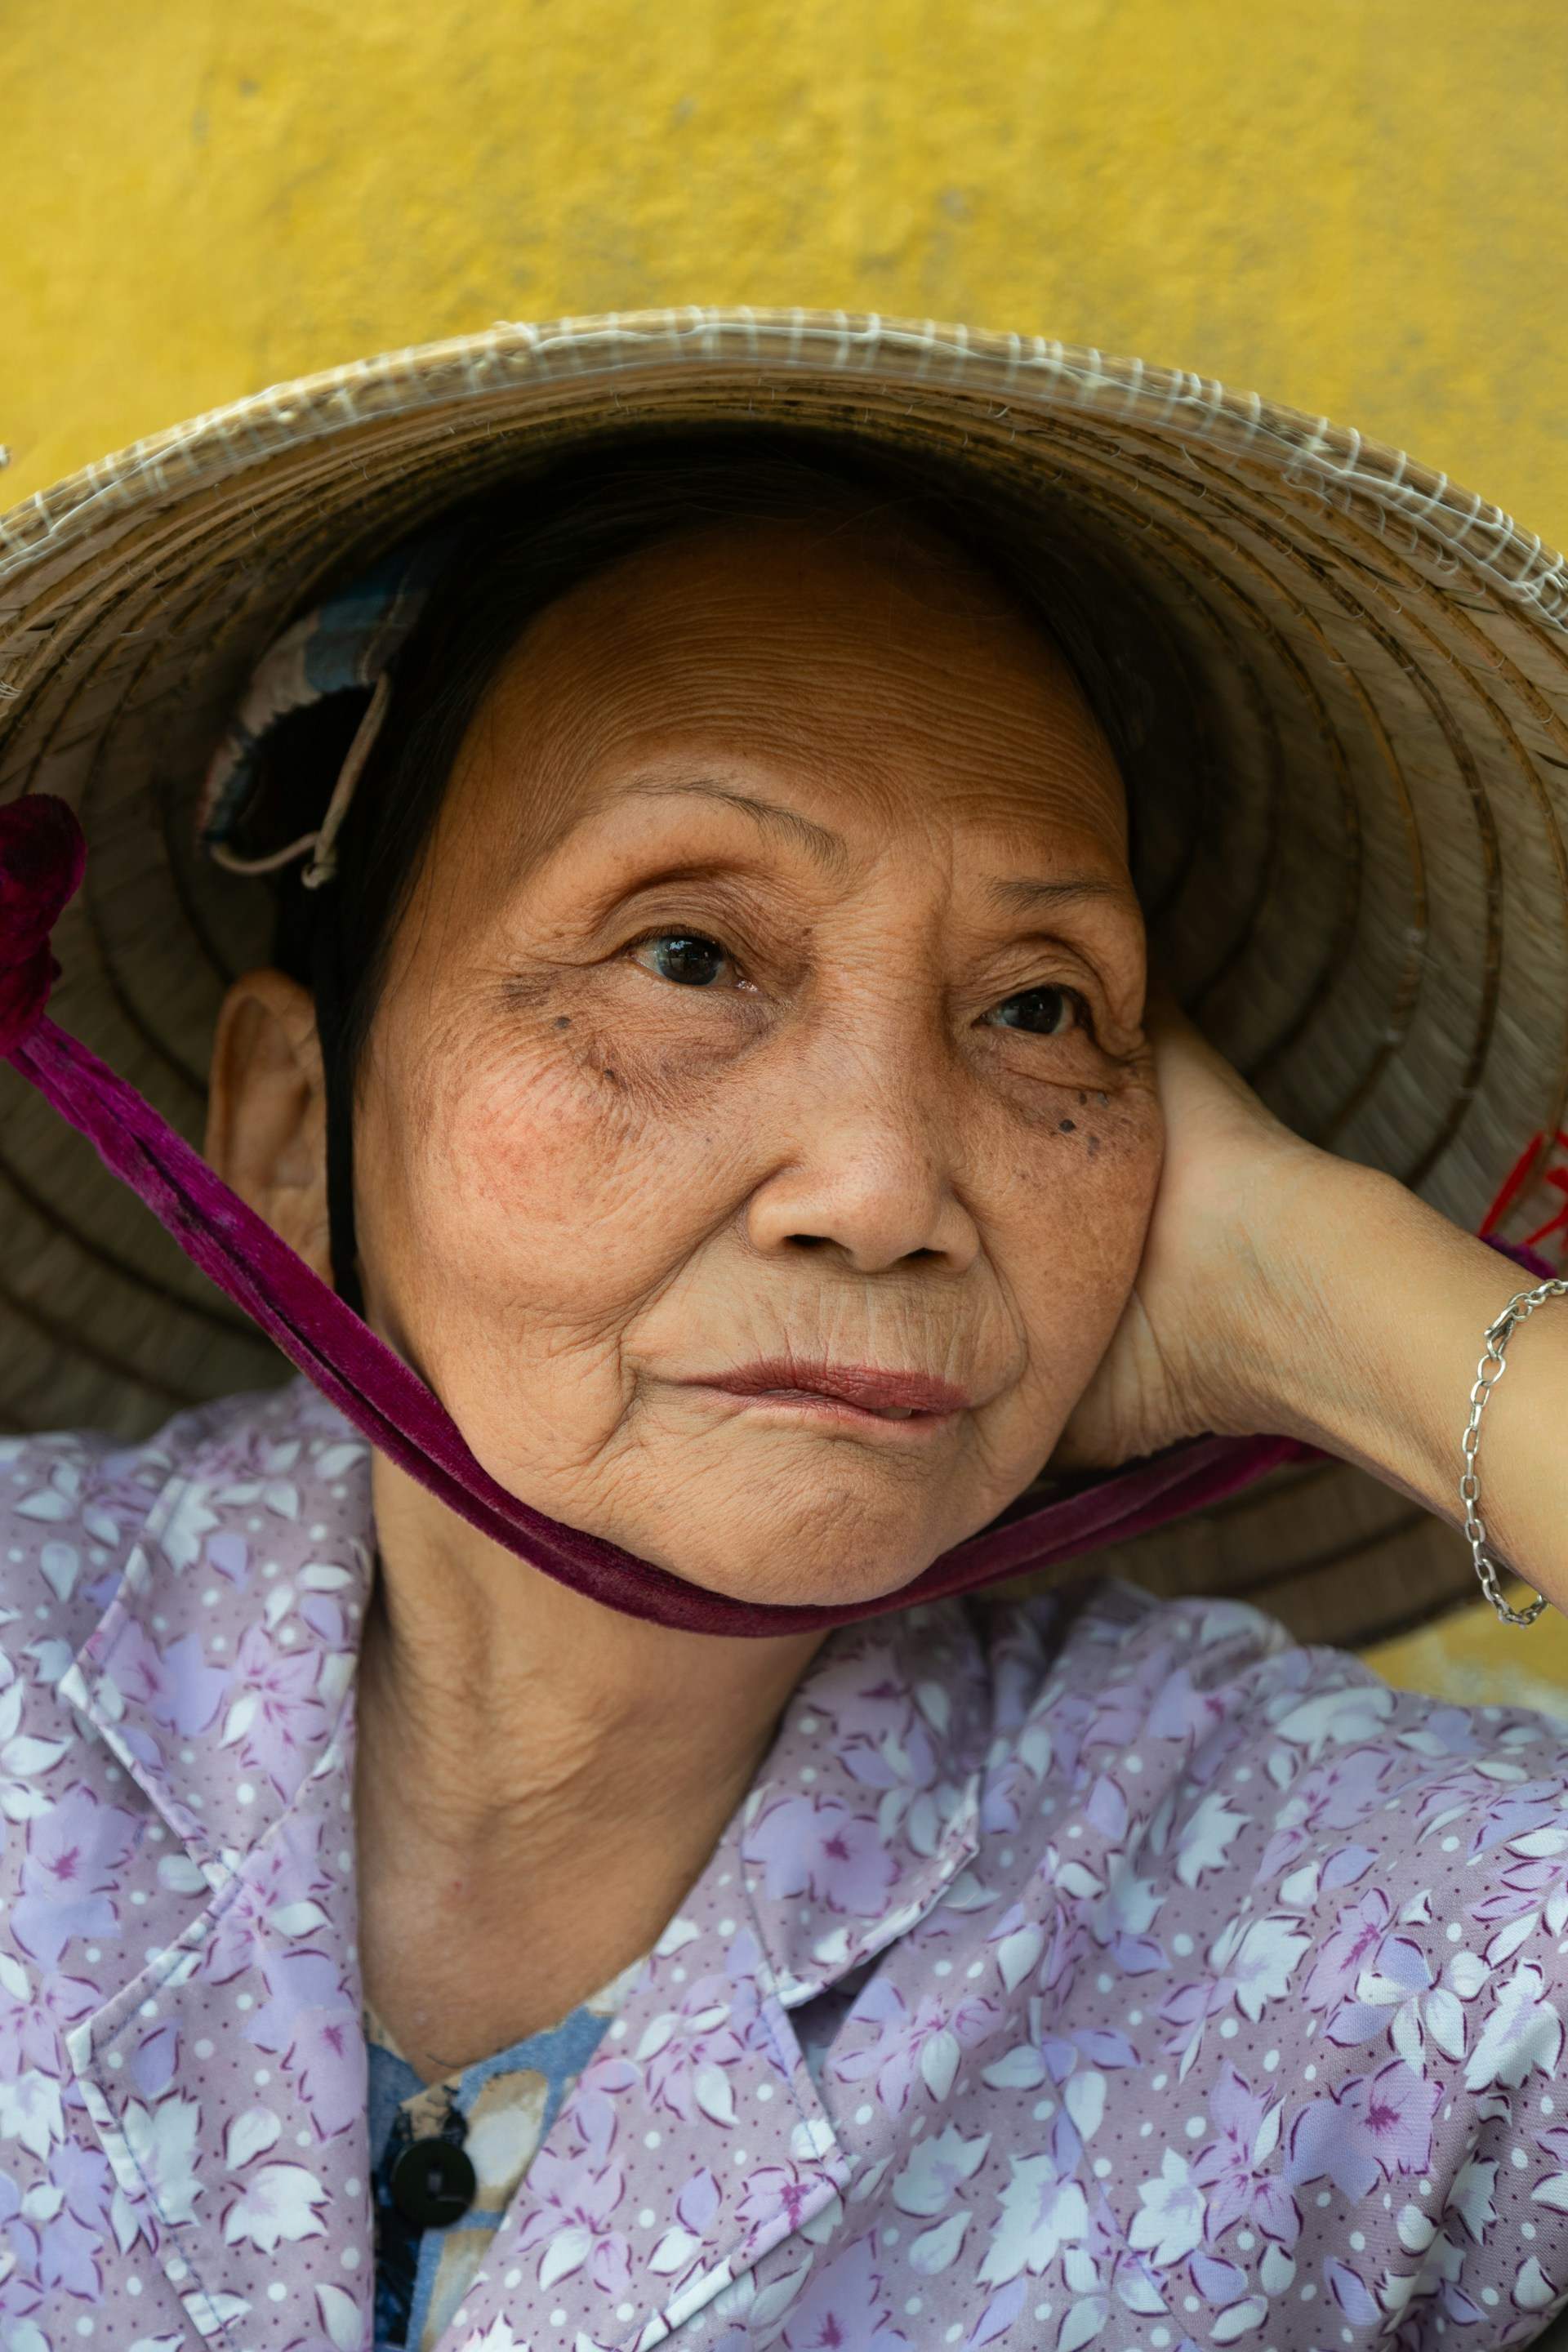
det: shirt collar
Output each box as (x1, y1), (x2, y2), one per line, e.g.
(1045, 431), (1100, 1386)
(58, 1373), (991, 1975)
(57, 1378), (375, 1886)
(730, 1592), (990, 2003)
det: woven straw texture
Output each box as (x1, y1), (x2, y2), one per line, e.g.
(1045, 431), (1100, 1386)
(2, 305), (1566, 1649)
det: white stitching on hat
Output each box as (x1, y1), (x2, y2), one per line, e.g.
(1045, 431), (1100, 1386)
(3, 310), (1566, 628)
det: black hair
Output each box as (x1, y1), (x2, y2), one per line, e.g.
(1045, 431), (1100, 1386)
(246, 425), (1164, 1307)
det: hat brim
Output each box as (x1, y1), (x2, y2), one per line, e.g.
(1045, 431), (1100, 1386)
(2, 305), (1566, 1648)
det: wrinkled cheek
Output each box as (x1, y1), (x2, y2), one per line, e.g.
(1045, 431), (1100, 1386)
(359, 1053), (741, 1356)
(1009, 1107), (1161, 1400)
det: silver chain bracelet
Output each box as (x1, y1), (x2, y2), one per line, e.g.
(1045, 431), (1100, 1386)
(1461, 1277), (1568, 1625)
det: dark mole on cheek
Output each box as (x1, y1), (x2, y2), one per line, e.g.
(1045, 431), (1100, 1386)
(1087, 1134), (1101, 1159)
(1077, 1090), (1087, 1107)
(601, 1066), (622, 1086)
(555, 1015), (572, 1030)
(1058, 1118), (1076, 1134)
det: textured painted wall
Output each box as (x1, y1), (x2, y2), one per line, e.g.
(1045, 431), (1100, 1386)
(5, 0), (1567, 544)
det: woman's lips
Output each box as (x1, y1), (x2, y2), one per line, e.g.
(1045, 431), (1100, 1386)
(685, 1360), (971, 1423)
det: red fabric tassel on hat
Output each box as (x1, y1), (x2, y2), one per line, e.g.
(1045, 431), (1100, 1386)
(0, 795), (84, 1057)
(1481, 1129), (1568, 1266)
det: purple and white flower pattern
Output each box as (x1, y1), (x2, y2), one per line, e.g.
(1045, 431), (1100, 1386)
(4, 1382), (1568, 2348)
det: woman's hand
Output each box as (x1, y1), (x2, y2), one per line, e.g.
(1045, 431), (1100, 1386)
(1053, 994), (1333, 1471)
(1054, 998), (1568, 1610)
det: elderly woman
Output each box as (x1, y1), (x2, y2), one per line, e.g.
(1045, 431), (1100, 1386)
(2, 313), (1567, 2352)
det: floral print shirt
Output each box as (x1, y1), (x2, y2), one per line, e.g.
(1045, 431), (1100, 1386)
(6, 1376), (1568, 2352)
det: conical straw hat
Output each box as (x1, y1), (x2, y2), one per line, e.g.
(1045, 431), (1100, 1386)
(2, 306), (1566, 1648)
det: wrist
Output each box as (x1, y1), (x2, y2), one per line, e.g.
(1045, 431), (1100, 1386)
(1236, 1152), (1568, 1604)
(1182, 1143), (1398, 1452)
(1218, 1149), (1500, 1496)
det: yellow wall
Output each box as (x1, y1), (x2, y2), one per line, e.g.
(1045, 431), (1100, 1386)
(6, 0), (1568, 549)
(7, 0), (1566, 1705)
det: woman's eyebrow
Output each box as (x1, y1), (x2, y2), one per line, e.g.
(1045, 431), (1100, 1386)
(612, 776), (850, 872)
(985, 874), (1136, 914)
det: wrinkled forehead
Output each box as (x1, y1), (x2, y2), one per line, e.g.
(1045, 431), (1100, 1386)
(421, 510), (1132, 910)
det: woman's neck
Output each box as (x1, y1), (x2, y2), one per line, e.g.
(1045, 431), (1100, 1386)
(351, 1454), (824, 2080)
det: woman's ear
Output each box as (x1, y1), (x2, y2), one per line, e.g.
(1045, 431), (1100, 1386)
(205, 969), (333, 1280)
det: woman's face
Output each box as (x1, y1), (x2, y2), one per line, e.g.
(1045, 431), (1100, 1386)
(347, 509), (1163, 1606)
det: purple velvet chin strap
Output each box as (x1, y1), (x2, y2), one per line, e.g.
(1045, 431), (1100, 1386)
(0, 788), (1501, 1640)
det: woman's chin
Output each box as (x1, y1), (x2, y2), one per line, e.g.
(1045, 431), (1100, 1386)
(612, 1481), (980, 1611)
(470, 1420), (1024, 1612)
(649, 1547), (934, 1612)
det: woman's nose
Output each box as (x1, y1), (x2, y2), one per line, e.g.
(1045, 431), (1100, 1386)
(743, 1049), (982, 1276)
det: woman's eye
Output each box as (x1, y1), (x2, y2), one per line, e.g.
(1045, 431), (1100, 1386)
(987, 984), (1083, 1037)
(631, 933), (737, 989)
